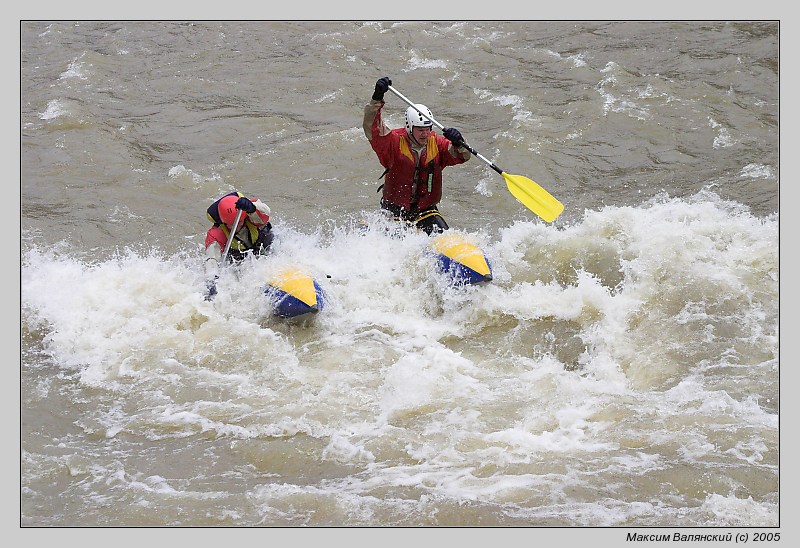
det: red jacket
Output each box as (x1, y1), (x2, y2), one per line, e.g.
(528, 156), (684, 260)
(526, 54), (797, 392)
(368, 102), (467, 212)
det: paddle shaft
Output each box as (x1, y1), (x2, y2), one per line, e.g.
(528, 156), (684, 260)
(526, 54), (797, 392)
(387, 85), (506, 175)
(220, 209), (243, 265)
(386, 84), (564, 223)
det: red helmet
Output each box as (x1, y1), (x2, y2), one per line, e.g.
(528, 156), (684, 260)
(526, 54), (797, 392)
(218, 195), (245, 229)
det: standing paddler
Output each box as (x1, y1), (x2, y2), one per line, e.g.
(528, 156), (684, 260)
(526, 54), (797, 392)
(363, 76), (471, 234)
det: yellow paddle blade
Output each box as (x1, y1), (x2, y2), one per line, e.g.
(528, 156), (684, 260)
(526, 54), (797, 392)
(503, 172), (564, 223)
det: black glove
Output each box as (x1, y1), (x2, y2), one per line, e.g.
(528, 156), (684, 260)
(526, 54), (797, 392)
(204, 276), (218, 301)
(235, 196), (256, 213)
(372, 76), (392, 101)
(255, 223), (274, 254)
(443, 127), (463, 146)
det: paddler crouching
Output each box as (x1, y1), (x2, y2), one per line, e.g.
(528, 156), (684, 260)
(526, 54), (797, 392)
(204, 192), (274, 300)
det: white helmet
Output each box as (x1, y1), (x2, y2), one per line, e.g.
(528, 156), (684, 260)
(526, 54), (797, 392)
(405, 104), (434, 135)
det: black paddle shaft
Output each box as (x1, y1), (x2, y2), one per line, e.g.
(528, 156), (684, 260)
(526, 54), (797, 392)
(455, 140), (504, 175)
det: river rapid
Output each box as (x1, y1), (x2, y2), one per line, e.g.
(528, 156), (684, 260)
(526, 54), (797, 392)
(19, 20), (780, 537)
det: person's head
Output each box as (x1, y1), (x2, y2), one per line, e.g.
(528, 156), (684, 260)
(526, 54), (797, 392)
(405, 104), (433, 144)
(218, 195), (246, 230)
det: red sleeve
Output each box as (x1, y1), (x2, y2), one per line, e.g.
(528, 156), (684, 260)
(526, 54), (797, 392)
(368, 105), (395, 168)
(371, 135), (402, 173)
(370, 102), (385, 140)
(205, 226), (227, 251)
(435, 134), (467, 167)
